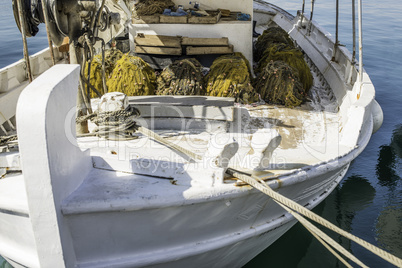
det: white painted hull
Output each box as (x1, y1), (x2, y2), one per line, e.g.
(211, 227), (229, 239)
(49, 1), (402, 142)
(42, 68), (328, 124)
(1, 163), (348, 268)
(65, 167), (348, 268)
(0, 1), (382, 267)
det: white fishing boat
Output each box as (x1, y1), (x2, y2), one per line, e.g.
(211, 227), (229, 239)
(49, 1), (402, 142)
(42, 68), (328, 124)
(0, 0), (387, 267)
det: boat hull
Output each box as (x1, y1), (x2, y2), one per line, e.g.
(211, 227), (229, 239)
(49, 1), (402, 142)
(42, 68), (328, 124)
(62, 165), (347, 268)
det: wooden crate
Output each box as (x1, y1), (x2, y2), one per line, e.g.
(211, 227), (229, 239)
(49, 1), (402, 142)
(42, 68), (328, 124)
(132, 15), (160, 24)
(135, 35), (181, 48)
(188, 10), (221, 24)
(186, 45), (233, 55)
(159, 15), (188, 24)
(135, 46), (182, 56)
(181, 37), (229, 46)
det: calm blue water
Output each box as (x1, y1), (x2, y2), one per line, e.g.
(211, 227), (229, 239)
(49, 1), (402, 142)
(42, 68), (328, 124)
(1, 0), (401, 267)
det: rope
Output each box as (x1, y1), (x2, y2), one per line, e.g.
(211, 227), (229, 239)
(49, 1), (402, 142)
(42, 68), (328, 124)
(252, 175), (358, 266)
(302, 218), (354, 268)
(76, 106), (140, 140)
(76, 108), (202, 161)
(277, 201), (367, 267)
(136, 126), (203, 161)
(227, 169), (402, 268)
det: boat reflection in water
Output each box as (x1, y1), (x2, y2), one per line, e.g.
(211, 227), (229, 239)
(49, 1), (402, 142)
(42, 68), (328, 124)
(375, 124), (402, 260)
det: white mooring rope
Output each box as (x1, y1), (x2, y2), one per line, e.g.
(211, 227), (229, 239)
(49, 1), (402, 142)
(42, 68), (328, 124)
(227, 169), (402, 268)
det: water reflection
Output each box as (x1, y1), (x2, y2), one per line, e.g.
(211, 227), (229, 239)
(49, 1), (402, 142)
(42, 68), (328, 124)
(376, 203), (402, 258)
(390, 124), (402, 159)
(244, 175), (376, 267)
(376, 145), (399, 187)
(375, 124), (402, 259)
(376, 124), (402, 187)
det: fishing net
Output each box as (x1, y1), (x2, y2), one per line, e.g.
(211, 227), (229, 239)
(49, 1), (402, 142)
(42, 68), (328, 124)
(254, 27), (295, 61)
(106, 54), (156, 96)
(205, 53), (259, 104)
(256, 43), (313, 91)
(254, 60), (306, 108)
(132, 0), (175, 17)
(156, 58), (205, 96)
(84, 48), (123, 98)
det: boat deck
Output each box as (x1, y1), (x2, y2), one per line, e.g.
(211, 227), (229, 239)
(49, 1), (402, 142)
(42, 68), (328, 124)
(62, 97), (349, 215)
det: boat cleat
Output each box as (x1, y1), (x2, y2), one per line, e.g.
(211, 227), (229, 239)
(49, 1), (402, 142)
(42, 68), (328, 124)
(229, 128), (282, 172)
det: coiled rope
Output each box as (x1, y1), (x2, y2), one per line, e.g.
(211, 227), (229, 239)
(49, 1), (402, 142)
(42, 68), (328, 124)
(227, 168), (402, 268)
(76, 106), (140, 140)
(76, 108), (202, 161)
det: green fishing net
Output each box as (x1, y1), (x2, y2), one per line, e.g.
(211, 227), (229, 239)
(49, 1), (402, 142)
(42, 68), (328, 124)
(256, 43), (313, 91)
(254, 27), (295, 61)
(205, 53), (258, 104)
(106, 54), (156, 96)
(254, 60), (306, 108)
(156, 58), (205, 95)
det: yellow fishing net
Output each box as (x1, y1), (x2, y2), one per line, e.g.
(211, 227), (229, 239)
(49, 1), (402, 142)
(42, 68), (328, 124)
(156, 58), (205, 95)
(106, 54), (156, 96)
(205, 53), (258, 104)
(83, 48), (123, 98)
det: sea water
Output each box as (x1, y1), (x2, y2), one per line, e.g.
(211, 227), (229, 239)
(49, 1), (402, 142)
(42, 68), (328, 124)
(0, 0), (401, 267)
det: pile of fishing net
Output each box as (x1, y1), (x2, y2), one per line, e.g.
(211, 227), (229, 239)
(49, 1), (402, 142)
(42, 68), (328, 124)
(106, 54), (156, 96)
(84, 48), (123, 98)
(254, 27), (294, 61)
(256, 43), (313, 91)
(205, 53), (259, 104)
(254, 60), (306, 108)
(254, 27), (313, 107)
(156, 58), (205, 95)
(132, 0), (175, 17)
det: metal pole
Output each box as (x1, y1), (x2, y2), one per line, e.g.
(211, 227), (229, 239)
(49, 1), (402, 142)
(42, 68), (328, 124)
(16, 0), (33, 82)
(307, 0), (315, 35)
(41, 0), (56, 65)
(331, 0), (340, 61)
(358, 0), (363, 83)
(299, 0), (306, 29)
(352, 0), (356, 63)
